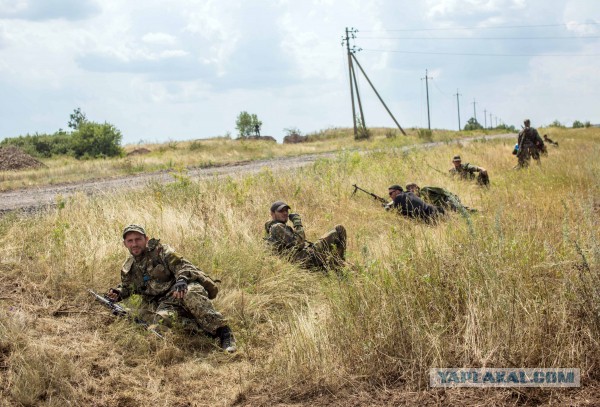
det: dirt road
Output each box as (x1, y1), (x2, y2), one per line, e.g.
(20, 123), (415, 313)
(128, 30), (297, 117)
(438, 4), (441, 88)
(0, 133), (515, 214)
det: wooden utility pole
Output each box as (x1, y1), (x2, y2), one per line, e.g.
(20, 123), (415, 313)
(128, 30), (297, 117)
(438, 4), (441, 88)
(350, 58), (366, 130)
(484, 109), (487, 128)
(454, 89), (461, 131)
(344, 27), (358, 138)
(422, 69), (432, 130)
(351, 54), (406, 135)
(472, 99), (477, 122)
(489, 112), (492, 129)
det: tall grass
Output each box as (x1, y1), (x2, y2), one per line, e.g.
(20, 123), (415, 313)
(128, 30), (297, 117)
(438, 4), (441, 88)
(0, 127), (510, 191)
(0, 128), (598, 405)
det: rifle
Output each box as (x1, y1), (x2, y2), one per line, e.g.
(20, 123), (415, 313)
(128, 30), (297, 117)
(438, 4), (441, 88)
(351, 184), (387, 205)
(88, 289), (164, 339)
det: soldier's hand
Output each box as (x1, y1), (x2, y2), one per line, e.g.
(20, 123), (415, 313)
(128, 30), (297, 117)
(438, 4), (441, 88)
(106, 288), (121, 302)
(481, 168), (487, 175)
(172, 278), (188, 299)
(288, 213), (300, 222)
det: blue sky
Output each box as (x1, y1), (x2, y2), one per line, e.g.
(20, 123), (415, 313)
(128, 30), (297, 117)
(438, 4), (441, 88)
(1, 0), (598, 144)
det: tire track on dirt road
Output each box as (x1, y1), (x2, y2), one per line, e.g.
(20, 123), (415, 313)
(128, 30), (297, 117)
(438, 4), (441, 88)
(0, 133), (515, 214)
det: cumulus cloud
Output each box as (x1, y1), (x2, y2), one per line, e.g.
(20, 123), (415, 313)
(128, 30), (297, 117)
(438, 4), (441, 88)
(0, 0), (100, 21)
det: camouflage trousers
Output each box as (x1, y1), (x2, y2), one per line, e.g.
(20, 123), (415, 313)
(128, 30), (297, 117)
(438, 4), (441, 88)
(294, 225), (347, 271)
(517, 146), (541, 167)
(138, 282), (227, 335)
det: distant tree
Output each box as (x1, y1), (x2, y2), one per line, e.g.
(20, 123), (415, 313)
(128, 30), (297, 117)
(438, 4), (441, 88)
(572, 120), (584, 128)
(235, 111), (263, 138)
(463, 117), (483, 131)
(549, 120), (565, 128)
(71, 121), (123, 158)
(584, 121), (592, 128)
(68, 107), (88, 130)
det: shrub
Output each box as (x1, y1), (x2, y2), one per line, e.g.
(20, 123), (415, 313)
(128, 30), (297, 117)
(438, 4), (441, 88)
(70, 121), (123, 159)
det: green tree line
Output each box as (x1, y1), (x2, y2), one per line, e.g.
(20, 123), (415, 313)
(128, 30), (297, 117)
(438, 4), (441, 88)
(0, 108), (123, 159)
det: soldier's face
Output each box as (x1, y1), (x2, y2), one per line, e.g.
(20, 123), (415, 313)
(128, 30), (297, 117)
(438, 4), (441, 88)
(388, 189), (401, 200)
(123, 232), (149, 256)
(272, 208), (289, 223)
(453, 160), (461, 168)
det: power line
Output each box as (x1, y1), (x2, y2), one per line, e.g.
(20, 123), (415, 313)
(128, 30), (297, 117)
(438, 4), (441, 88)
(361, 48), (600, 57)
(358, 35), (600, 40)
(359, 22), (600, 32)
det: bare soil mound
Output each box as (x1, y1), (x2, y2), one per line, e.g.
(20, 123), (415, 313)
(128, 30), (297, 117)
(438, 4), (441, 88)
(127, 148), (151, 156)
(0, 146), (47, 171)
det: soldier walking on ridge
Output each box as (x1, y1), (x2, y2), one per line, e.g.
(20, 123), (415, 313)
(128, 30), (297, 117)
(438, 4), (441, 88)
(517, 119), (545, 167)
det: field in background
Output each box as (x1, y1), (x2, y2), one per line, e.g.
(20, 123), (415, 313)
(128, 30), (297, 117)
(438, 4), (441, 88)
(0, 127), (598, 406)
(0, 127), (513, 191)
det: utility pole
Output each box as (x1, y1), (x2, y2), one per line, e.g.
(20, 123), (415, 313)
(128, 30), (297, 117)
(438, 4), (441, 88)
(422, 69), (432, 130)
(483, 109), (487, 128)
(351, 54), (406, 135)
(454, 89), (461, 131)
(495, 116), (498, 127)
(343, 27), (358, 138)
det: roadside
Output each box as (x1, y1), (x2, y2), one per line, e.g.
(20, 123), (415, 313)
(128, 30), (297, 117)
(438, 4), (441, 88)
(0, 133), (515, 214)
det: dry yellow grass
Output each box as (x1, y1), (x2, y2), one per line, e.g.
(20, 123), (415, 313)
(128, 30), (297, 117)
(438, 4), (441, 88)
(0, 127), (506, 191)
(0, 127), (598, 406)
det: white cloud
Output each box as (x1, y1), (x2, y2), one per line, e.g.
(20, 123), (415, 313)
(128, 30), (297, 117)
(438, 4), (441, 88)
(0, 0), (598, 143)
(142, 32), (177, 46)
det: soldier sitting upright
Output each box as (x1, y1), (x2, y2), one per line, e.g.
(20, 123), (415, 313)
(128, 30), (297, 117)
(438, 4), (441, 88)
(449, 155), (489, 186)
(264, 201), (347, 272)
(106, 224), (236, 352)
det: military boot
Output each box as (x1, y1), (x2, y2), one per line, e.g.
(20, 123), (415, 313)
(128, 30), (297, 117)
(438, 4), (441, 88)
(216, 326), (237, 353)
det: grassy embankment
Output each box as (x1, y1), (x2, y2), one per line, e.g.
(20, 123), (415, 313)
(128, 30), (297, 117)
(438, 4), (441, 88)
(0, 127), (510, 191)
(0, 127), (598, 406)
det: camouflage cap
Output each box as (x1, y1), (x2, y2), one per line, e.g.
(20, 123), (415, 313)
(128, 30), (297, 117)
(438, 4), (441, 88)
(452, 155), (461, 162)
(122, 224), (146, 238)
(270, 201), (291, 212)
(388, 184), (403, 192)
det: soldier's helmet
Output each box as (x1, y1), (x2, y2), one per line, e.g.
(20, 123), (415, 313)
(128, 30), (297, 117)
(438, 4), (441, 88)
(452, 155), (461, 162)
(524, 119), (531, 126)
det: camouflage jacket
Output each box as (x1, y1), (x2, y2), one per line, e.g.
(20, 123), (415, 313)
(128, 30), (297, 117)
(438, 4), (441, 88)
(419, 186), (463, 211)
(449, 163), (483, 180)
(518, 127), (544, 149)
(118, 238), (215, 301)
(264, 217), (308, 256)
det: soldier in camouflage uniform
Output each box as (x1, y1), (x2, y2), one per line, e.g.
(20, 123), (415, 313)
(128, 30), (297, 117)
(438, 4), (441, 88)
(106, 224), (236, 352)
(405, 183), (476, 213)
(449, 155), (489, 186)
(264, 201), (347, 272)
(517, 119), (545, 167)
